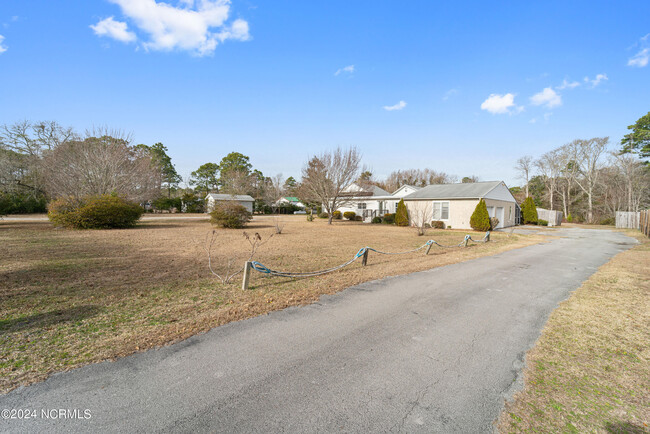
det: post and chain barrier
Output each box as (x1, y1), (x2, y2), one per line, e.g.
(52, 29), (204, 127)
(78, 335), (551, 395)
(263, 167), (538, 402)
(241, 231), (490, 289)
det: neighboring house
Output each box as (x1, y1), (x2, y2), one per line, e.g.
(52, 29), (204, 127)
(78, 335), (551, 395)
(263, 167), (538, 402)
(205, 193), (255, 213)
(274, 196), (306, 209)
(402, 181), (517, 229)
(334, 183), (421, 222)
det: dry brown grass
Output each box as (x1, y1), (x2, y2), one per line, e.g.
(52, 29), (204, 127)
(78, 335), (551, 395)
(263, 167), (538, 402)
(499, 233), (650, 434)
(0, 215), (539, 393)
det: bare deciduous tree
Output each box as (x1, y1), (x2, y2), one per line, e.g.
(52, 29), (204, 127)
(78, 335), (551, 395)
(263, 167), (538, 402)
(570, 137), (610, 223)
(40, 132), (161, 203)
(514, 155), (533, 197)
(381, 168), (456, 191)
(410, 202), (432, 236)
(535, 149), (563, 211)
(299, 146), (361, 224)
(0, 120), (77, 194)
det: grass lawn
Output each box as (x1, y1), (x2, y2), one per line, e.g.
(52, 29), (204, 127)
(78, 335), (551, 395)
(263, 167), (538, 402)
(499, 231), (650, 433)
(0, 215), (539, 393)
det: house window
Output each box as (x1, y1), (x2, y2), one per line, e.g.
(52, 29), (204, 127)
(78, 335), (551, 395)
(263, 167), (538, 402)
(358, 202), (367, 210)
(432, 201), (449, 220)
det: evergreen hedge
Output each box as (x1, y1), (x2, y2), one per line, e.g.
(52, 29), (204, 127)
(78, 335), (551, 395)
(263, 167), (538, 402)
(395, 199), (409, 226)
(470, 199), (491, 231)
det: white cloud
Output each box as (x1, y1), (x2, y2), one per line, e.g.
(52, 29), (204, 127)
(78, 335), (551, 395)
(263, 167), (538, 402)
(628, 48), (649, 67)
(0, 35), (6, 54)
(90, 17), (137, 43)
(442, 88), (458, 101)
(530, 87), (562, 109)
(335, 65), (354, 76)
(480, 93), (520, 114)
(95, 0), (250, 56)
(557, 79), (580, 90)
(627, 34), (649, 67)
(383, 100), (407, 111)
(584, 73), (608, 87)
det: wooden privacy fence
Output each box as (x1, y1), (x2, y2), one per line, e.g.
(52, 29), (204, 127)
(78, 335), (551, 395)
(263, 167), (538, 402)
(536, 208), (563, 226)
(616, 211), (640, 229)
(640, 210), (650, 237)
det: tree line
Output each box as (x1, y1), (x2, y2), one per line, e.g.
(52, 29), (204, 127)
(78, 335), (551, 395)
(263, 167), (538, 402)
(513, 111), (650, 224)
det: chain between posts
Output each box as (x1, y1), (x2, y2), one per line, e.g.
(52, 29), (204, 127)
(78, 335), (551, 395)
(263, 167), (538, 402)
(241, 231), (490, 289)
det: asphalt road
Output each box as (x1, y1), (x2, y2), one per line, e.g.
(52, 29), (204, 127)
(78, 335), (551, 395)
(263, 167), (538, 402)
(0, 227), (637, 433)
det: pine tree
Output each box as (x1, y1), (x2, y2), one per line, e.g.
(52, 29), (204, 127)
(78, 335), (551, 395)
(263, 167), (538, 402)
(522, 196), (538, 224)
(470, 199), (491, 231)
(395, 199), (409, 226)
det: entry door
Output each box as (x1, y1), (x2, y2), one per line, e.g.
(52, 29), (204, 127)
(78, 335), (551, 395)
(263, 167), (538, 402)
(496, 207), (504, 228)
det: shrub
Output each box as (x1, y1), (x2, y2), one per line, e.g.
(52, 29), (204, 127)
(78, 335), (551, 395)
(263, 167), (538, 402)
(431, 220), (445, 229)
(153, 196), (182, 212)
(306, 213), (314, 222)
(343, 211), (356, 220)
(470, 199), (491, 231)
(371, 216), (382, 224)
(209, 202), (252, 228)
(332, 210), (342, 220)
(48, 195), (143, 229)
(318, 212), (329, 219)
(599, 217), (615, 226)
(490, 217), (499, 229)
(538, 219), (549, 226)
(522, 197), (538, 225)
(354, 215), (363, 221)
(383, 213), (395, 224)
(566, 213), (573, 223)
(395, 199), (409, 226)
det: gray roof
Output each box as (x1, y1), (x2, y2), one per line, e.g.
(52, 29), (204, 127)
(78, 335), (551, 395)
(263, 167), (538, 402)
(206, 193), (255, 202)
(403, 181), (503, 200)
(370, 185), (391, 196)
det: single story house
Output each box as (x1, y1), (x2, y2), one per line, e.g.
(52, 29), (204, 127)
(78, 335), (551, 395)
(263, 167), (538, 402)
(402, 181), (517, 229)
(274, 196), (306, 209)
(334, 183), (421, 222)
(205, 193), (255, 213)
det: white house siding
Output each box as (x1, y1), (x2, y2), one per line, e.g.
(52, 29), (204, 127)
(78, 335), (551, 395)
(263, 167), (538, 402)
(405, 199), (480, 230)
(483, 199), (516, 228)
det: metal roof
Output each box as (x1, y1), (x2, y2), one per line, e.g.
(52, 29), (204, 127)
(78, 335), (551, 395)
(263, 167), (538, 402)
(403, 181), (503, 200)
(206, 193), (255, 201)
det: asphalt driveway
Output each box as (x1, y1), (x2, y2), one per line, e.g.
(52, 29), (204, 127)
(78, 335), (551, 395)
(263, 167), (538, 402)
(0, 227), (637, 433)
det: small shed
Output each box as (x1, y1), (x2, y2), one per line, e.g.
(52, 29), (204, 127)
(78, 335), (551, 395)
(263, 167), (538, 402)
(205, 193), (255, 213)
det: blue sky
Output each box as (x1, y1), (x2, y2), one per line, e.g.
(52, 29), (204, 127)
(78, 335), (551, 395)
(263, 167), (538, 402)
(1, 1), (648, 187)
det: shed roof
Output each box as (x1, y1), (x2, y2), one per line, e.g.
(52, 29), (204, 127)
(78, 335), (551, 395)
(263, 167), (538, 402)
(206, 193), (255, 202)
(283, 196), (301, 202)
(403, 181), (504, 200)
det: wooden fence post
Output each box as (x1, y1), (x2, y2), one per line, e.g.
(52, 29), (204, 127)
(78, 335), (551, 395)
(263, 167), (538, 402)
(241, 261), (252, 290)
(425, 243), (433, 255)
(464, 236), (469, 248)
(362, 249), (369, 266)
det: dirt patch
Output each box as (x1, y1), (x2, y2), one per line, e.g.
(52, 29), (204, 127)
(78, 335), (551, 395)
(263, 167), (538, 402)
(0, 215), (541, 393)
(498, 234), (649, 433)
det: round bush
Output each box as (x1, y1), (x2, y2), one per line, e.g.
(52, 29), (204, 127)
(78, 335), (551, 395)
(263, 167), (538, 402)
(332, 211), (342, 220)
(354, 215), (363, 221)
(343, 211), (356, 220)
(431, 220), (445, 229)
(371, 216), (382, 224)
(48, 195), (143, 229)
(210, 202), (252, 229)
(382, 213), (395, 224)
(318, 212), (329, 219)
